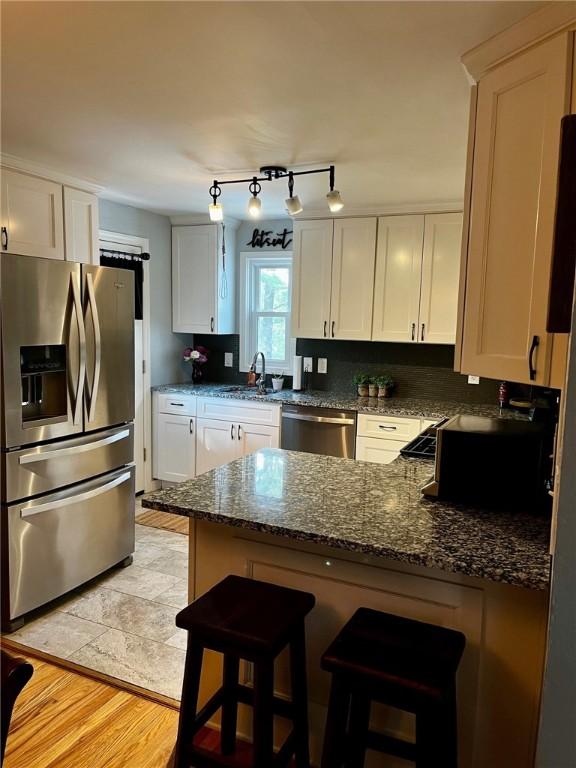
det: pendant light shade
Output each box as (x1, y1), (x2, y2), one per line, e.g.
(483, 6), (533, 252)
(209, 203), (223, 221)
(326, 190), (344, 213)
(285, 195), (303, 215)
(248, 196), (261, 217)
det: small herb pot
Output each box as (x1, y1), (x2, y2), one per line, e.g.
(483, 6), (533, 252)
(357, 385), (369, 397)
(272, 378), (284, 392)
(368, 384), (378, 398)
(378, 386), (392, 398)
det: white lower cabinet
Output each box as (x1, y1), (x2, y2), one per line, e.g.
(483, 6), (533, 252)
(239, 422), (280, 456)
(196, 418), (240, 476)
(356, 436), (404, 465)
(356, 413), (436, 465)
(154, 412), (196, 483)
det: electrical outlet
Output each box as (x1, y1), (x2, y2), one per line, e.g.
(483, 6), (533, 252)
(468, 375), (480, 385)
(317, 358), (328, 374)
(303, 357), (313, 372)
(224, 352), (233, 368)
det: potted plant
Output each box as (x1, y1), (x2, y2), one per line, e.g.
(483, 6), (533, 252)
(272, 372), (284, 392)
(376, 374), (394, 398)
(353, 373), (370, 397)
(368, 377), (379, 398)
(183, 346), (208, 384)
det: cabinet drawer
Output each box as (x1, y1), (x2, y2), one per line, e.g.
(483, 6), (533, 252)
(357, 414), (421, 441)
(157, 393), (197, 417)
(197, 397), (281, 427)
(356, 436), (405, 465)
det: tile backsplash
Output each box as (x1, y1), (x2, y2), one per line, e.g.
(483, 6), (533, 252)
(192, 334), (547, 406)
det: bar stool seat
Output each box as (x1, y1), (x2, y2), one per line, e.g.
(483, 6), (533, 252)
(321, 608), (466, 768)
(175, 575), (315, 768)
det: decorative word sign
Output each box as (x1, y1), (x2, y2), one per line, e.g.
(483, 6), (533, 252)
(247, 228), (293, 249)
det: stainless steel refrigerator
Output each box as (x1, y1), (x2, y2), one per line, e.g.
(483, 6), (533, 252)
(1, 253), (135, 632)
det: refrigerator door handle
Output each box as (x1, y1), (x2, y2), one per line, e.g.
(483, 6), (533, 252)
(18, 428), (130, 465)
(86, 272), (102, 423)
(70, 273), (86, 426)
(20, 471), (132, 518)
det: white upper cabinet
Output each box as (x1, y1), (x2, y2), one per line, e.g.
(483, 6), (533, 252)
(330, 218), (377, 340)
(372, 213), (462, 344)
(291, 217), (377, 341)
(419, 213), (463, 344)
(459, 34), (572, 384)
(291, 219), (333, 339)
(172, 224), (235, 335)
(63, 186), (100, 264)
(372, 215), (424, 342)
(1, 169), (64, 259)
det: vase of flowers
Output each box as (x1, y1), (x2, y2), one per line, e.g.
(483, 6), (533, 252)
(183, 346), (208, 384)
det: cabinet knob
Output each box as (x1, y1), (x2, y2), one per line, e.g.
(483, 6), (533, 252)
(1, 227), (8, 250)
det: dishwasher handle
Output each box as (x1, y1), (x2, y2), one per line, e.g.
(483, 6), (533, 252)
(282, 412), (356, 426)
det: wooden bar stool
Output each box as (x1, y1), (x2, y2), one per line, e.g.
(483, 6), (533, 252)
(321, 608), (466, 768)
(174, 575), (315, 768)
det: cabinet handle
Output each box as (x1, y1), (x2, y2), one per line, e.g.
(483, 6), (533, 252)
(170, 402), (184, 407)
(529, 335), (540, 381)
(411, 323), (416, 341)
(210, 317), (215, 332)
(378, 425), (397, 431)
(1, 227), (8, 250)
(331, 320), (335, 338)
(189, 419), (194, 435)
(323, 320), (327, 338)
(231, 424), (235, 440)
(238, 424), (242, 441)
(421, 323), (425, 341)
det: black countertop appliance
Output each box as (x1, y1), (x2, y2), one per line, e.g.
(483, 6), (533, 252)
(422, 415), (554, 511)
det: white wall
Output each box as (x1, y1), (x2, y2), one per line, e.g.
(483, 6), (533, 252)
(99, 199), (192, 386)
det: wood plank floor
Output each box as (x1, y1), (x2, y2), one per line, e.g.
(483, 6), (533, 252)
(136, 508), (189, 536)
(2, 647), (260, 768)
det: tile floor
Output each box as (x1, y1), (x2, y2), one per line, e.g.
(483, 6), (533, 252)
(7, 500), (189, 700)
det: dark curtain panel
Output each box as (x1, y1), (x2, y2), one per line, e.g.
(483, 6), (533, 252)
(100, 254), (144, 319)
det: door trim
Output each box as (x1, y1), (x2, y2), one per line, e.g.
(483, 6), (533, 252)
(99, 229), (156, 493)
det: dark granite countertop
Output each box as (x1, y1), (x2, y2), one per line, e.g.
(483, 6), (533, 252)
(143, 448), (550, 590)
(153, 383), (519, 421)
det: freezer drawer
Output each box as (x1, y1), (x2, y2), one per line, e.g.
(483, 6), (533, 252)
(2, 424), (134, 503)
(4, 466), (135, 621)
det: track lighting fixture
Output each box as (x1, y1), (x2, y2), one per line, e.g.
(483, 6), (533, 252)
(326, 166), (344, 212)
(208, 181), (223, 221)
(285, 172), (303, 216)
(247, 177), (262, 218)
(207, 164), (343, 219)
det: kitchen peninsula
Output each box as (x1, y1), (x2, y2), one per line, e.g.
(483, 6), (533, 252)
(143, 448), (550, 768)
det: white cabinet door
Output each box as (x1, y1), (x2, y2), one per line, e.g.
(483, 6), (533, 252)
(63, 187), (100, 264)
(155, 413), (195, 483)
(419, 213), (463, 344)
(172, 225), (217, 333)
(330, 218), (377, 340)
(372, 215), (424, 342)
(239, 423), (280, 457)
(196, 418), (239, 475)
(1, 169), (64, 259)
(291, 219), (333, 339)
(356, 436), (404, 465)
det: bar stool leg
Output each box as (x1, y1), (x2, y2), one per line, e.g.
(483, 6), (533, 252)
(290, 623), (311, 768)
(253, 658), (275, 768)
(174, 640), (204, 768)
(221, 654), (240, 756)
(345, 693), (370, 768)
(321, 675), (351, 768)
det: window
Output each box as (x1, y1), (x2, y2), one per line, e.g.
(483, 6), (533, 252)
(240, 251), (294, 374)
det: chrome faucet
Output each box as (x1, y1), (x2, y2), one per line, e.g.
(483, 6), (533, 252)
(251, 351), (266, 393)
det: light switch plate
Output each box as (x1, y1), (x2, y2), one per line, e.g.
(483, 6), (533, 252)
(224, 352), (233, 368)
(468, 375), (480, 385)
(303, 357), (313, 372)
(318, 358), (328, 374)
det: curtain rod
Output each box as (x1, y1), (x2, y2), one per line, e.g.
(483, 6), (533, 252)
(99, 248), (151, 261)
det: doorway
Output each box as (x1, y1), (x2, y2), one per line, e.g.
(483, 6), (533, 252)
(98, 230), (153, 495)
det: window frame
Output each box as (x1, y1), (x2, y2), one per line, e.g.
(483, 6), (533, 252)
(239, 250), (295, 374)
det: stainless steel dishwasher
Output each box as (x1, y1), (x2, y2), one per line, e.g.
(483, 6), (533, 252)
(281, 405), (357, 459)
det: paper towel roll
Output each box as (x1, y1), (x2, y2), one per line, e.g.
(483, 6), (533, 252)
(292, 355), (303, 391)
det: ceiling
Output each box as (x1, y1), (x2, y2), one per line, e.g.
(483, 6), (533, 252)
(1, 1), (543, 218)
